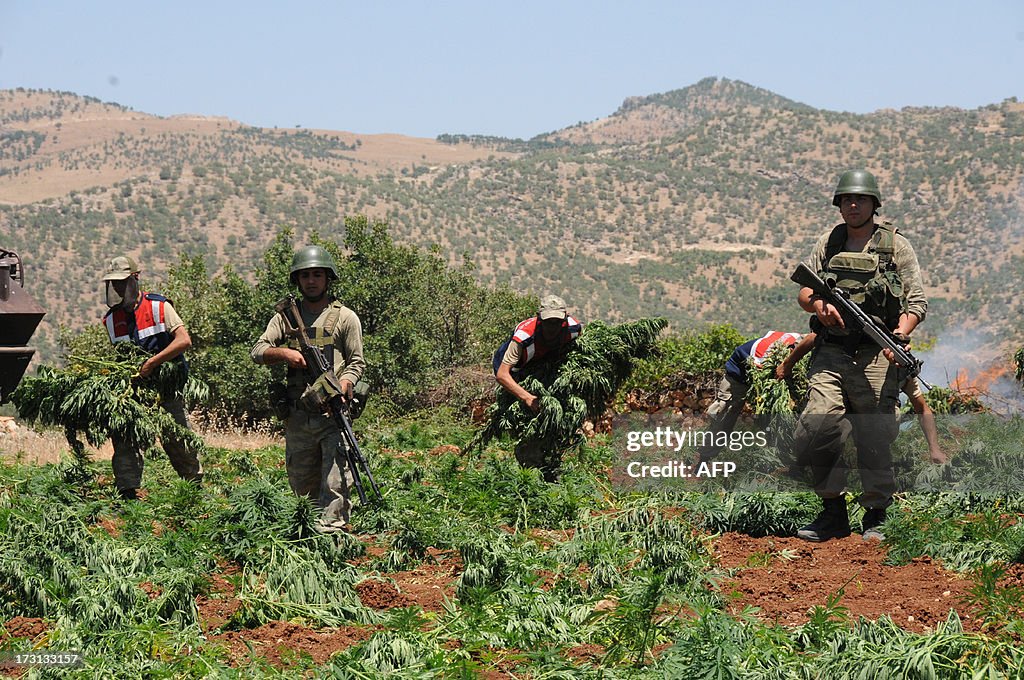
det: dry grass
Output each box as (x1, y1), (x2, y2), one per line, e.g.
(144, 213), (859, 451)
(0, 91), (513, 204)
(0, 422), (282, 466)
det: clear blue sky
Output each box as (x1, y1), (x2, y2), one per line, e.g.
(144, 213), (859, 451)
(2, 1), (1022, 139)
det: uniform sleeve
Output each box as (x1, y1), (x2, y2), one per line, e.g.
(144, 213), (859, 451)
(895, 235), (928, 323)
(161, 301), (185, 334)
(333, 309), (366, 384)
(501, 340), (522, 366)
(251, 315), (285, 364)
(803, 233), (830, 273)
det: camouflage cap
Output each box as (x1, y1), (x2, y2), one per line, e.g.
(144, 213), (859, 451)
(538, 294), (568, 320)
(102, 255), (140, 281)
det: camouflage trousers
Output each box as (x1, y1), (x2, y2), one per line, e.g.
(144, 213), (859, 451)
(112, 397), (203, 491)
(791, 343), (900, 509)
(698, 373), (748, 459)
(285, 409), (354, 525)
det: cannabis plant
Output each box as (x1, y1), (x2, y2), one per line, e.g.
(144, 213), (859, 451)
(11, 344), (207, 462)
(478, 318), (667, 475)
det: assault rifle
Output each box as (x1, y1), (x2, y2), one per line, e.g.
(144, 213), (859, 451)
(275, 294), (382, 504)
(791, 263), (931, 390)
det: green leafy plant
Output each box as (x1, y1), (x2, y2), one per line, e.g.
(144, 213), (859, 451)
(478, 318), (667, 475)
(11, 345), (207, 464)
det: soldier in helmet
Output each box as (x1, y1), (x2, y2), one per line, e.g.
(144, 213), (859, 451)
(250, 245), (365, 533)
(792, 170), (927, 542)
(101, 255), (203, 499)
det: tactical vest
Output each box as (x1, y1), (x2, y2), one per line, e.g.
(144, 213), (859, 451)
(820, 222), (906, 331)
(284, 300), (347, 389)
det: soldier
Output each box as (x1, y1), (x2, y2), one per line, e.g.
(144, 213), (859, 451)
(101, 255), (203, 499)
(250, 245), (365, 533)
(781, 333), (946, 465)
(792, 170), (927, 542)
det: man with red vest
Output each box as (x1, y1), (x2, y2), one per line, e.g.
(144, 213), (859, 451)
(696, 331), (804, 462)
(493, 294), (582, 414)
(101, 255), (203, 499)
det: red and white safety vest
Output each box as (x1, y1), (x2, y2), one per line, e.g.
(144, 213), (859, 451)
(103, 292), (175, 353)
(510, 315), (582, 367)
(750, 331), (803, 367)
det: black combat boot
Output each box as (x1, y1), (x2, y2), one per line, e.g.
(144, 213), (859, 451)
(861, 507), (887, 541)
(797, 497), (851, 542)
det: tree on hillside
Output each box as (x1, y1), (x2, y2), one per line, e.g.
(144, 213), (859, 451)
(52, 217), (536, 424)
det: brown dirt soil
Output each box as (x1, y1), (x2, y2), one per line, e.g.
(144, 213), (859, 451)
(355, 579), (414, 609)
(93, 516), (123, 538)
(1, 616), (48, 639)
(714, 533), (977, 632)
(195, 564), (242, 632)
(379, 547), (463, 612)
(208, 621), (372, 668)
(565, 642), (605, 663)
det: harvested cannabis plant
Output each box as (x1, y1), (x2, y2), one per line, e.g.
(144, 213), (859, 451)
(477, 318), (667, 476)
(11, 344), (208, 463)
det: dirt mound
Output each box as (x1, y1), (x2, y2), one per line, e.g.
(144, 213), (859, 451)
(382, 548), (462, 612)
(714, 533), (975, 632)
(355, 579), (414, 609)
(209, 621), (372, 668)
(1, 616), (48, 639)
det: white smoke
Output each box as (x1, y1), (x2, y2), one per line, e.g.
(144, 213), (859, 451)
(917, 328), (1023, 414)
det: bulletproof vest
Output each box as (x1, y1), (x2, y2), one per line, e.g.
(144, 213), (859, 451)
(285, 301), (345, 392)
(821, 222), (906, 331)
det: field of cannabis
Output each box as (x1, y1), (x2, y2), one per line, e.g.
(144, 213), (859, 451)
(4, 225), (1024, 677)
(4, 394), (1024, 677)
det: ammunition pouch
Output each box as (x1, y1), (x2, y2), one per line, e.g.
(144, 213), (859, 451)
(349, 380), (371, 419)
(268, 382), (292, 421)
(299, 372), (346, 414)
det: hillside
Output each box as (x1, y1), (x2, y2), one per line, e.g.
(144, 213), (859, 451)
(2, 80), (1023, 376)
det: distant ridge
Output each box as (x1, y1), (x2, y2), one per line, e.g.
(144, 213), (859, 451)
(1, 80), (1022, 373)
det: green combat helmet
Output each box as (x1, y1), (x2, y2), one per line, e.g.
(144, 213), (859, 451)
(832, 169), (882, 208)
(289, 245), (338, 284)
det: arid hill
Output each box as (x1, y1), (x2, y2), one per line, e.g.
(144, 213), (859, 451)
(2, 79), (1023, 371)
